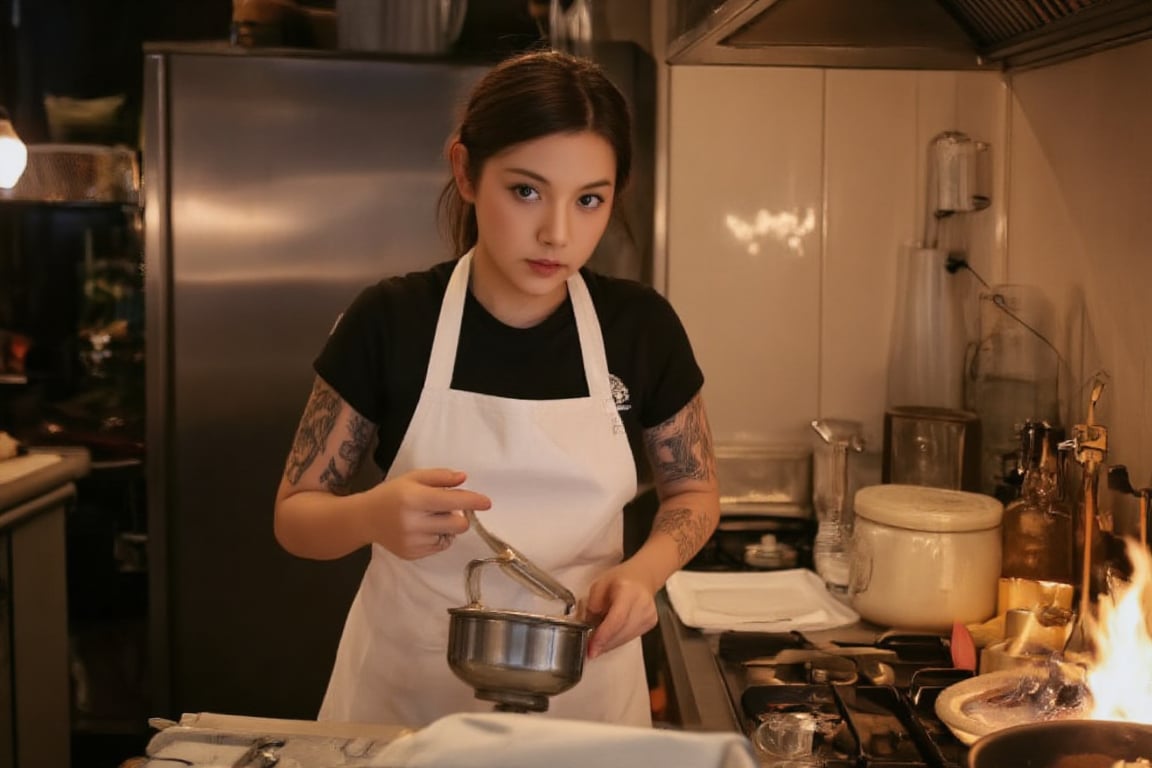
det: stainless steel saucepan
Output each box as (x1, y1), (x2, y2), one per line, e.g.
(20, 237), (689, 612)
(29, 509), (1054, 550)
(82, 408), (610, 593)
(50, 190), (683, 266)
(446, 510), (593, 713)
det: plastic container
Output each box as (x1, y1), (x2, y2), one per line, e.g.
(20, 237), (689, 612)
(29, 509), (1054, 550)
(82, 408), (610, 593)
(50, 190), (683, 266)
(886, 245), (967, 411)
(715, 443), (811, 509)
(848, 484), (1003, 630)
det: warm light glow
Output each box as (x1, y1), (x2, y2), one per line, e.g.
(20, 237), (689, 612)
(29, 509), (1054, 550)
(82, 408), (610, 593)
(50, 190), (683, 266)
(1086, 539), (1152, 722)
(0, 112), (28, 189)
(724, 207), (816, 257)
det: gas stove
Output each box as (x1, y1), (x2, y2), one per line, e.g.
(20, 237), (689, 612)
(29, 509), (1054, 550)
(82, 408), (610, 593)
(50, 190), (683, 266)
(714, 630), (975, 767)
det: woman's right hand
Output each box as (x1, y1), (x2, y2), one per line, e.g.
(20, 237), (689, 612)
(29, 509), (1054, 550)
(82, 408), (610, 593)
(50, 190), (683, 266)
(365, 468), (491, 560)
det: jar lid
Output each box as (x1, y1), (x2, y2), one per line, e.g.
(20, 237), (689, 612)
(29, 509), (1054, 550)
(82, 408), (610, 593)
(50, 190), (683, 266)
(854, 484), (1003, 532)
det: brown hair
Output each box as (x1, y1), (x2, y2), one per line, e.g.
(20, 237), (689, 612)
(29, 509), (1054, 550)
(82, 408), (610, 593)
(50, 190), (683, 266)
(438, 49), (632, 257)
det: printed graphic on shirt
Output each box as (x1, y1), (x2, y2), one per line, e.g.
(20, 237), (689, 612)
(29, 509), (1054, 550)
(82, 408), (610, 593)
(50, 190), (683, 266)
(609, 374), (631, 412)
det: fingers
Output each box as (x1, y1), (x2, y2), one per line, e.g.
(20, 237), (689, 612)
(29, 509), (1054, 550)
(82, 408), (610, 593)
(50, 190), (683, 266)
(425, 510), (470, 537)
(406, 467), (468, 487)
(404, 468), (492, 513)
(585, 580), (657, 660)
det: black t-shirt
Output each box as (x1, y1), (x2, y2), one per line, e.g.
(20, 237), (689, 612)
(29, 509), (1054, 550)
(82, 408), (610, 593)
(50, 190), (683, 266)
(314, 260), (705, 477)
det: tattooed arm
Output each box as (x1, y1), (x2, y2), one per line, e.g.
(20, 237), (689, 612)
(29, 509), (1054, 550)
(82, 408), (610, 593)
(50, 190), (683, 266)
(582, 391), (720, 658)
(273, 376), (490, 561)
(643, 390), (721, 569)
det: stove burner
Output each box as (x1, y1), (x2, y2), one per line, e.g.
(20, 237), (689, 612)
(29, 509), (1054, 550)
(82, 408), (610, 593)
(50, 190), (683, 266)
(722, 631), (975, 768)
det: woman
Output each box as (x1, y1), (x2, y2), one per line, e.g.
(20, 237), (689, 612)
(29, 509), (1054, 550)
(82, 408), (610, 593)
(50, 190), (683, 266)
(273, 50), (720, 728)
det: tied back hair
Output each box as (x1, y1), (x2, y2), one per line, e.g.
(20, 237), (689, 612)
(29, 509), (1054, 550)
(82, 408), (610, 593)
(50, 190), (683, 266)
(438, 50), (633, 257)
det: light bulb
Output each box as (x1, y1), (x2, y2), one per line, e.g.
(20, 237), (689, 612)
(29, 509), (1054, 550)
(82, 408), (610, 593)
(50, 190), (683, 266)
(0, 109), (28, 189)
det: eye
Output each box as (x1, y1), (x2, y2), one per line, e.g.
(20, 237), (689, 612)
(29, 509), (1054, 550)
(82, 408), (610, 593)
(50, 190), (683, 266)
(578, 193), (606, 210)
(510, 184), (540, 201)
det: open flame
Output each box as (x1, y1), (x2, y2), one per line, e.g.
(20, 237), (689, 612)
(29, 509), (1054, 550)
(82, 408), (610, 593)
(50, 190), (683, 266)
(1085, 539), (1152, 722)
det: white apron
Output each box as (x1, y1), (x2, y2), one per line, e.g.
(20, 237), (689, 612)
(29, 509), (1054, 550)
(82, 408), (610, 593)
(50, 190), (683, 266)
(318, 252), (648, 728)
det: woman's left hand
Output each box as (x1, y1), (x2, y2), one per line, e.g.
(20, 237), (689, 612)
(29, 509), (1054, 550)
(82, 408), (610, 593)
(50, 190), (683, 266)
(582, 564), (658, 660)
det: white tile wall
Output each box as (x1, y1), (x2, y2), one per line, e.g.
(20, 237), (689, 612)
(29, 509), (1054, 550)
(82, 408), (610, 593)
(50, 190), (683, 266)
(667, 65), (1005, 457)
(666, 41), (1152, 507)
(666, 66), (824, 447)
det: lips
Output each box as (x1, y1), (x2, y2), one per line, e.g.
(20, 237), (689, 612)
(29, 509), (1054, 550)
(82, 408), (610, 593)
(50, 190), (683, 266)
(526, 259), (564, 278)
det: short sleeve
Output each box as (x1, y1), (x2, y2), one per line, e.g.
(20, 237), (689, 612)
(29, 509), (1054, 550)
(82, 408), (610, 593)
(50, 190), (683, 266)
(634, 290), (705, 429)
(313, 284), (388, 424)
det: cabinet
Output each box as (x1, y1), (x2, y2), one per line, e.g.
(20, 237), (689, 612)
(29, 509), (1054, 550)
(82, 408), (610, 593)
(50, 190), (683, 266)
(0, 450), (89, 768)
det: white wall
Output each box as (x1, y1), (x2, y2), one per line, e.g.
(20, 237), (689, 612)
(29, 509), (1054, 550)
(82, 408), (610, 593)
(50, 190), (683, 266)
(666, 64), (1005, 468)
(665, 40), (1152, 497)
(1005, 39), (1152, 490)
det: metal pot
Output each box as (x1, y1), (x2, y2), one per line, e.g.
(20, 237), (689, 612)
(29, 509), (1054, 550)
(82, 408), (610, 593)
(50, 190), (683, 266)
(337, 0), (467, 55)
(969, 720), (1152, 768)
(446, 514), (591, 712)
(447, 605), (591, 713)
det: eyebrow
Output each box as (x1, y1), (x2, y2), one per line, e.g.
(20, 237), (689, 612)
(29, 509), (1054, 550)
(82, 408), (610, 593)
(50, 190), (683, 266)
(505, 167), (613, 191)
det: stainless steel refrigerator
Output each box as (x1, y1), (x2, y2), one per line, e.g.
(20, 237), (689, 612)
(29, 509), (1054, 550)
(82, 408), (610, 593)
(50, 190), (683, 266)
(142, 43), (654, 720)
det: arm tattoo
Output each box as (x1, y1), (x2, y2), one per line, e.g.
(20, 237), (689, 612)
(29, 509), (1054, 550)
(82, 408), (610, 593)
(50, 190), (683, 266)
(643, 395), (715, 483)
(285, 379), (342, 484)
(653, 506), (712, 563)
(318, 412), (373, 494)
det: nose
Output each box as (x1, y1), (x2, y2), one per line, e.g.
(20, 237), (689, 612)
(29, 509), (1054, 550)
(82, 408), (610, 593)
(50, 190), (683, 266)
(538, 202), (569, 248)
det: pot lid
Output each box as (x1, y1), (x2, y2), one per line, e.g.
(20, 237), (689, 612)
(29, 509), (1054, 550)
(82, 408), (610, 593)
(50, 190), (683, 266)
(854, 484), (1003, 532)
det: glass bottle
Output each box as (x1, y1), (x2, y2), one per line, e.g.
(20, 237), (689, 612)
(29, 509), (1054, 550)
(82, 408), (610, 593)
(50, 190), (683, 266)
(1000, 421), (1074, 583)
(811, 419), (865, 594)
(967, 284), (1060, 496)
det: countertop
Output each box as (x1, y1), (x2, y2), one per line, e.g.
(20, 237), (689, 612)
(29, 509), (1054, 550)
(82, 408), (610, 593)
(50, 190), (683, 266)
(0, 447), (91, 527)
(657, 590), (742, 732)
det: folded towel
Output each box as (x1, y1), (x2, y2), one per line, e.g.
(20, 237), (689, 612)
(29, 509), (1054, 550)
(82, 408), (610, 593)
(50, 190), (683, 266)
(371, 712), (758, 768)
(665, 569), (859, 633)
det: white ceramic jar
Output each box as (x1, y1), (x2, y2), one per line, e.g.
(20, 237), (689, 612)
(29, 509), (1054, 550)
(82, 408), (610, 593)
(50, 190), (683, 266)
(848, 484), (1003, 631)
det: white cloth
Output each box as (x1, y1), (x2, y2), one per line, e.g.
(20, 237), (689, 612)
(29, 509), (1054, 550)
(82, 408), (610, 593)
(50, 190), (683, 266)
(320, 252), (646, 727)
(370, 712), (759, 768)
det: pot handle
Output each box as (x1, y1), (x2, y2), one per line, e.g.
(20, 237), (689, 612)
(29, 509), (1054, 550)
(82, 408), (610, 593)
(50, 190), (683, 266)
(464, 556), (579, 615)
(464, 557), (502, 607)
(849, 540), (873, 596)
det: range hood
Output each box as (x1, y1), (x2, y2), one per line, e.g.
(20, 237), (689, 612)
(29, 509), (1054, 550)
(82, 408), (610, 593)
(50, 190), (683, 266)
(667, 0), (1152, 70)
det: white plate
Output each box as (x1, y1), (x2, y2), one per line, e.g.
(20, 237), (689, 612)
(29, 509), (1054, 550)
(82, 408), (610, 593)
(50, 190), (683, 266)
(934, 667), (1091, 746)
(664, 569), (859, 633)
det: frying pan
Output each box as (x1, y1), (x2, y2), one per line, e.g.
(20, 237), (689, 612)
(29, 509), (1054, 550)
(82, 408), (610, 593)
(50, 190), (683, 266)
(969, 720), (1152, 768)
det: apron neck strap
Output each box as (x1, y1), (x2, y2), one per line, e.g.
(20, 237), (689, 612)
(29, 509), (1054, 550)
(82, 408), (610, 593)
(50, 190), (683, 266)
(423, 251), (611, 397)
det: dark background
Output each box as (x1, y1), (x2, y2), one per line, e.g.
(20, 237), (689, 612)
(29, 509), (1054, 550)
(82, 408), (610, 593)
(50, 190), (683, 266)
(0, 0), (235, 145)
(0, 4), (575, 766)
(0, 0), (546, 146)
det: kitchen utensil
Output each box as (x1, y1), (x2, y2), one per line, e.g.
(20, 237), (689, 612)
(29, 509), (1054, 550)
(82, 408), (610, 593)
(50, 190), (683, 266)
(715, 442), (812, 510)
(446, 604), (591, 713)
(447, 510), (591, 712)
(337, 0), (467, 55)
(949, 622), (977, 671)
(934, 666), (1089, 745)
(886, 245), (967, 411)
(664, 569), (859, 633)
(1000, 420), (1074, 583)
(883, 406), (982, 491)
(927, 130), (990, 220)
(464, 509), (576, 612)
(967, 285), (1061, 495)
(968, 720), (1152, 768)
(1058, 377), (1108, 652)
(849, 484), (1003, 631)
(1108, 463), (1152, 547)
(810, 418), (864, 593)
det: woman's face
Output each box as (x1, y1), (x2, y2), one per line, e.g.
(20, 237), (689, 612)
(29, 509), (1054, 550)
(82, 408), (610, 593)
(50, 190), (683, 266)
(462, 130), (617, 328)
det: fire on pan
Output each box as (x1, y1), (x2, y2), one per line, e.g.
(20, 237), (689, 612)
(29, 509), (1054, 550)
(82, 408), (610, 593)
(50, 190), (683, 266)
(941, 539), (1152, 761)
